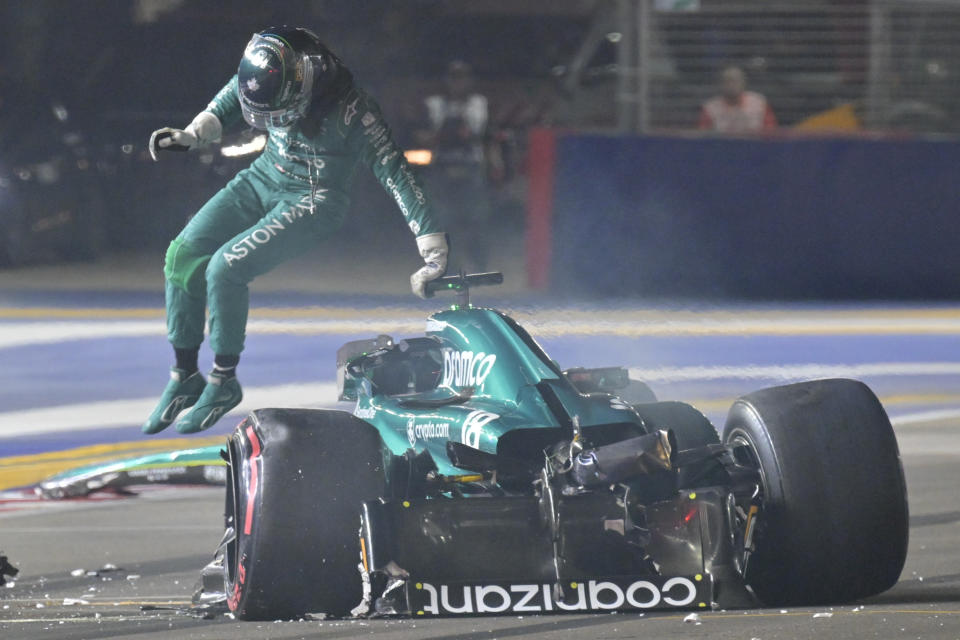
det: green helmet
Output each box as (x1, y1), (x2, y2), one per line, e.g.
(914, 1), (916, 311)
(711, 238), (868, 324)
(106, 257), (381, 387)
(237, 27), (333, 130)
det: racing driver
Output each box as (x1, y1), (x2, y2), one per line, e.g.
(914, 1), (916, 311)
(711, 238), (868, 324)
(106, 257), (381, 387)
(143, 26), (447, 435)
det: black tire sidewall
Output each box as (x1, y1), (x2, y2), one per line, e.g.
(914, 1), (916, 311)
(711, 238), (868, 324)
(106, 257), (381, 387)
(225, 410), (387, 620)
(723, 379), (908, 605)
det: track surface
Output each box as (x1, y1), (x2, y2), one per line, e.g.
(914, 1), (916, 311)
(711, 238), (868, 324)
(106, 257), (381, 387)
(2, 292), (959, 639)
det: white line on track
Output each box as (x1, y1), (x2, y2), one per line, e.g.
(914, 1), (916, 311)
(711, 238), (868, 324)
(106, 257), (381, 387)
(0, 382), (340, 438)
(0, 321), (162, 349)
(4, 309), (960, 350)
(0, 319), (422, 349)
(629, 362), (960, 382)
(891, 408), (960, 426)
(2, 362), (958, 438)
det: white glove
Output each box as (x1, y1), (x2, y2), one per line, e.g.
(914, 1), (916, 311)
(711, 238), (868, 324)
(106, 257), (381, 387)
(149, 111), (222, 161)
(410, 233), (448, 299)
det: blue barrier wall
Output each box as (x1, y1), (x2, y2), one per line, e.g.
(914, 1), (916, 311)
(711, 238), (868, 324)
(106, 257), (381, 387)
(550, 135), (960, 298)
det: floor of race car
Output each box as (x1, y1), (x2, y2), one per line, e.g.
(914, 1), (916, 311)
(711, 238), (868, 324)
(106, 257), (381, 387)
(1, 283), (959, 639)
(1, 447), (958, 639)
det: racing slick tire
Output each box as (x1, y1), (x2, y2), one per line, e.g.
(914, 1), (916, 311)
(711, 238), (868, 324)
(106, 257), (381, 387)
(224, 409), (387, 620)
(722, 378), (908, 606)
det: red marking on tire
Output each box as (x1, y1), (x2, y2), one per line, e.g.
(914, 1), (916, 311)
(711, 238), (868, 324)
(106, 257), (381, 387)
(243, 425), (262, 536)
(228, 582), (241, 610)
(227, 554), (247, 612)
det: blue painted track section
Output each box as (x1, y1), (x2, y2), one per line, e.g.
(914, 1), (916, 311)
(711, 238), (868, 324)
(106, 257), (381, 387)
(2, 290), (958, 460)
(5, 331), (955, 414)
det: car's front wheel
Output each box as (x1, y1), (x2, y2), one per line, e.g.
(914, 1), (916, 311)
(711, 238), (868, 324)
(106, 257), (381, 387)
(223, 409), (388, 620)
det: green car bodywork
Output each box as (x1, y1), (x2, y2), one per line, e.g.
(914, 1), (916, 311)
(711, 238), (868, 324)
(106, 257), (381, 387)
(345, 307), (639, 476)
(38, 445), (226, 498)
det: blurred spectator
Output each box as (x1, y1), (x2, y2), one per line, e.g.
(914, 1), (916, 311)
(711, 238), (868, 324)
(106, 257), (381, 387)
(416, 60), (493, 271)
(698, 66), (776, 133)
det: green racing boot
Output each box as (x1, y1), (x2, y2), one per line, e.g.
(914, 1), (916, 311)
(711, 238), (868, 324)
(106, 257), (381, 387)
(176, 372), (243, 434)
(142, 368), (207, 435)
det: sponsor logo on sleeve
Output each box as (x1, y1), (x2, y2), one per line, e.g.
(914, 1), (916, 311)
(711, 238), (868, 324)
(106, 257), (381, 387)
(361, 112), (376, 127)
(401, 164), (427, 204)
(409, 576), (703, 616)
(343, 96), (360, 125)
(364, 124), (387, 140)
(385, 177), (410, 218)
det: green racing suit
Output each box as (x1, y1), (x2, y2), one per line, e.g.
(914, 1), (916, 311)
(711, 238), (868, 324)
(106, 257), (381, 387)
(163, 75), (440, 356)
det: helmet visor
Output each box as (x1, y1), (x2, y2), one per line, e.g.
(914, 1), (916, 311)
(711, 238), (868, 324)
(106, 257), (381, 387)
(237, 42), (314, 130)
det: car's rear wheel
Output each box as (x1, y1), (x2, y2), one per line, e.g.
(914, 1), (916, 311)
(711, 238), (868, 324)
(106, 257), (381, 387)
(632, 401), (719, 449)
(723, 379), (908, 605)
(224, 409), (388, 620)
(632, 401), (722, 487)
(621, 379), (658, 404)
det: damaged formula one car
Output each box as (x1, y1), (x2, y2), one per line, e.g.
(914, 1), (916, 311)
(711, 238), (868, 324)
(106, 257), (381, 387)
(198, 273), (908, 620)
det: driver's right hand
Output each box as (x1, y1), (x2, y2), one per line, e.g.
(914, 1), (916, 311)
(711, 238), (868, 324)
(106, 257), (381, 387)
(149, 127), (198, 160)
(149, 111), (222, 161)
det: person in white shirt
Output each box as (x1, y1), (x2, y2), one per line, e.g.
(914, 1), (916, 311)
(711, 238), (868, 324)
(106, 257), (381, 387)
(699, 66), (777, 133)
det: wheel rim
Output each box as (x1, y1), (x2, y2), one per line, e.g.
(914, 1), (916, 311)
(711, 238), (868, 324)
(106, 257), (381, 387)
(726, 428), (767, 577)
(727, 429), (766, 500)
(224, 437), (241, 586)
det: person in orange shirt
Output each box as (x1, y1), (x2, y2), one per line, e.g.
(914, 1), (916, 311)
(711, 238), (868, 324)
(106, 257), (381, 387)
(699, 66), (777, 133)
